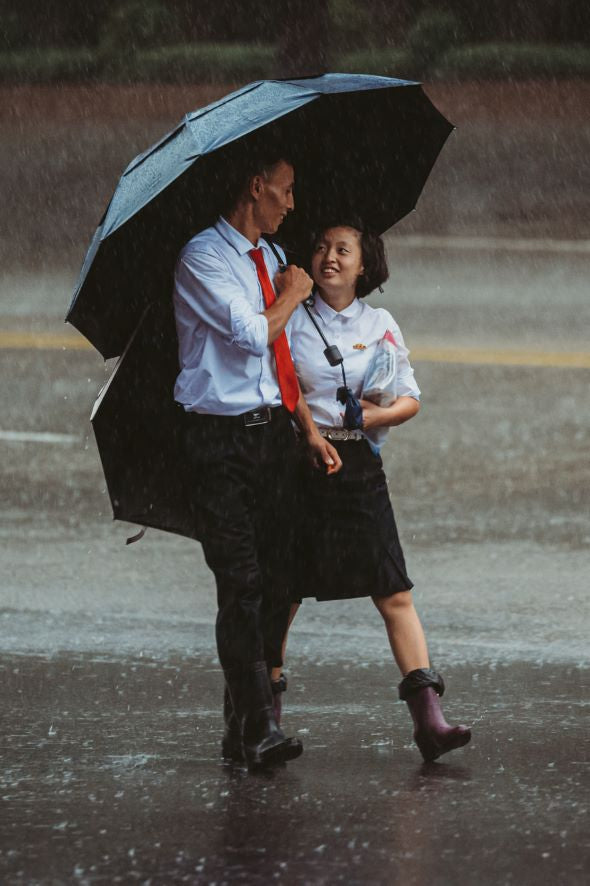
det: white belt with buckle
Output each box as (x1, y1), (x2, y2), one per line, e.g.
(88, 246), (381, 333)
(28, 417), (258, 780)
(319, 427), (364, 441)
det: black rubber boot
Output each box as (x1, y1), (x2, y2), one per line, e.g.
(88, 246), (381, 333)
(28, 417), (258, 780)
(221, 685), (244, 762)
(399, 668), (471, 763)
(270, 673), (288, 726)
(225, 663), (302, 769)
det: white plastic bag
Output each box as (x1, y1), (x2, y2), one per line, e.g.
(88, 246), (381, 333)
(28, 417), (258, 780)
(362, 329), (398, 407)
(361, 330), (398, 452)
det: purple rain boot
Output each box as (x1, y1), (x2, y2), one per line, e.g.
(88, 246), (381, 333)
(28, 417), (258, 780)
(270, 673), (288, 726)
(399, 668), (471, 763)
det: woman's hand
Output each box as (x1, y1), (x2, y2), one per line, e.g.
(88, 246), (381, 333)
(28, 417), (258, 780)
(306, 431), (342, 475)
(293, 390), (342, 475)
(360, 399), (386, 430)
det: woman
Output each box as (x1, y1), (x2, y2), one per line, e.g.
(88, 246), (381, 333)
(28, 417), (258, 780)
(272, 222), (471, 763)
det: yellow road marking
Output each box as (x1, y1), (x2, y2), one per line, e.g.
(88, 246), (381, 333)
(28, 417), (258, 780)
(412, 347), (590, 369)
(0, 331), (92, 350)
(1, 331), (589, 369)
(389, 235), (590, 255)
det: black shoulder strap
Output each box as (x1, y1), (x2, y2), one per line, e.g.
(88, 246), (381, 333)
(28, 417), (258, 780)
(263, 237), (287, 269)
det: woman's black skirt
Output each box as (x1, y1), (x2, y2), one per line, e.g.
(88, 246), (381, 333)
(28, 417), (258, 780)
(294, 439), (413, 602)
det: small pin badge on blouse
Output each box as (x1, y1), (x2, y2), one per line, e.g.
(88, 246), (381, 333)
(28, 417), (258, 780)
(353, 343), (367, 350)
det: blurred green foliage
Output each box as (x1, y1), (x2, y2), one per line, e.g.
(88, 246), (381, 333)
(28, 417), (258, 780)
(103, 43), (275, 84)
(1, 0), (589, 83)
(337, 47), (411, 77)
(98, 0), (180, 55)
(0, 48), (99, 83)
(406, 8), (466, 72)
(2, 0), (589, 51)
(328, 0), (373, 49)
(2, 41), (589, 84)
(437, 43), (590, 80)
(1, 10), (29, 50)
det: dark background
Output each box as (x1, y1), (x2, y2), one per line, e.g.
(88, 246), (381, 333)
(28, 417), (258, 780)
(1, 0), (589, 83)
(3, 0), (589, 48)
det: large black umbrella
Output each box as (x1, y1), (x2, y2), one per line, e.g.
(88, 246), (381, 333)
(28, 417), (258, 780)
(73, 73), (453, 541)
(67, 74), (452, 358)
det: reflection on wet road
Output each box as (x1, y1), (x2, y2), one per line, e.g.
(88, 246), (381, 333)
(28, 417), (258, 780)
(1, 655), (587, 884)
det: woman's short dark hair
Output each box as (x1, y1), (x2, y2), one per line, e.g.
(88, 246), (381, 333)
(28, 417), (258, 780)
(310, 218), (389, 298)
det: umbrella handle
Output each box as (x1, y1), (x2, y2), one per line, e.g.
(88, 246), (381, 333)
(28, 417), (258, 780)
(126, 526), (147, 545)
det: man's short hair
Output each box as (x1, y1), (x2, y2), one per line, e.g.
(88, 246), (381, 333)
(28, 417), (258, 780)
(221, 139), (294, 213)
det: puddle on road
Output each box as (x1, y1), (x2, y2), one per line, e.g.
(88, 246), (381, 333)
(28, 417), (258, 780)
(0, 653), (587, 884)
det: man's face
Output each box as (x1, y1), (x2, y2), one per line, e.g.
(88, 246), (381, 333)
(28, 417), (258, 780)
(252, 161), (295, 234)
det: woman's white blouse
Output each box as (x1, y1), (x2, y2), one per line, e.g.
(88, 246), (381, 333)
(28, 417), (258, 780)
(290, 294), (420, 447)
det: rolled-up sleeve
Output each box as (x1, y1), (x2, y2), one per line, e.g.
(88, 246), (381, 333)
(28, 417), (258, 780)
(389, 319), (421, 401)
(174, 249), (268, 357)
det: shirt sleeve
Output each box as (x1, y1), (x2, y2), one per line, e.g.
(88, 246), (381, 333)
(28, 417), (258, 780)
(381, 310), (421, 401)
(174, 248), (269, 357)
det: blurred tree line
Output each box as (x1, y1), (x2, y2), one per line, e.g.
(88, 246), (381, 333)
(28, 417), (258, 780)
(2, 0), (589, 50)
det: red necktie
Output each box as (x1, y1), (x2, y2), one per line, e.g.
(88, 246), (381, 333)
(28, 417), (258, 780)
(249, 247), (299, 413)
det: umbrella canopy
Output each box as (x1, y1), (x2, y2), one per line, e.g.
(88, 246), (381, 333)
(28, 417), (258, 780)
(66, 73), (453, 359)
(90, 301), (198, 540)
(81, 73), (453, 541)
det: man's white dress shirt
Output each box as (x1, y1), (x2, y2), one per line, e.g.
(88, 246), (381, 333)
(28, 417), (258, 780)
(290, 293), (420, 449)
(173, 216), (287, 415)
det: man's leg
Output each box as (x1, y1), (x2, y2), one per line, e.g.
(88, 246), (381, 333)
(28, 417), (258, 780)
(254, 414), (300, 726)
(183, 417), (266, 668)
(254, 412), (299, 670)
(183, 415), (302, 766)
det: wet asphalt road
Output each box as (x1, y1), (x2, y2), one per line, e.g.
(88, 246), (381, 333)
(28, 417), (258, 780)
(1, 245), (589, 884)
(0, 657), (586, 885)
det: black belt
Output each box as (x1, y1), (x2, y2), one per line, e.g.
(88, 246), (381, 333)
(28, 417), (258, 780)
(181, 405), (286, 428)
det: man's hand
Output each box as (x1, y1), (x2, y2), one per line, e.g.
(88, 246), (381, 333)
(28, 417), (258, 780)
(305, 431), (343, 475)
(264, 264), (313, 344)
(274, 264), (313, 304)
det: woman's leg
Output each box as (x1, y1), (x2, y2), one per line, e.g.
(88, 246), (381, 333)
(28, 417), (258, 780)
(270, 602), (300, 682)
(373, 590), (471, 761)
(269, 603), (300, 723)
(372, 590), (429, 676)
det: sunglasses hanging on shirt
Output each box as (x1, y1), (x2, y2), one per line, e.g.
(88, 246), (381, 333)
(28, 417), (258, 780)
(264, 239), (364, 431)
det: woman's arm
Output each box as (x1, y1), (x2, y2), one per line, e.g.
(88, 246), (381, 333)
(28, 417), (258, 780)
(360, 395), (420, 430)
(293, 389), (343, 474)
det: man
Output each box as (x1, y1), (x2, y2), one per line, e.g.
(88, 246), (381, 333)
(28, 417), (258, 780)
(173, 148), (341, 769)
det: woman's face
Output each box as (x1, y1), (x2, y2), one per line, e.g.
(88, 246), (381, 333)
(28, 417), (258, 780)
(311, 226), (364, 300)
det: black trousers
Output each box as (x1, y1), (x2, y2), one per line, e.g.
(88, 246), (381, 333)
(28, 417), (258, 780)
(182, 407), (297, 671)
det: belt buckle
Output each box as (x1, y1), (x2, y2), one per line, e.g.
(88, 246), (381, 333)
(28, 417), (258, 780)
(327, 429), (348, 441)
(244, 407), (271, 427)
